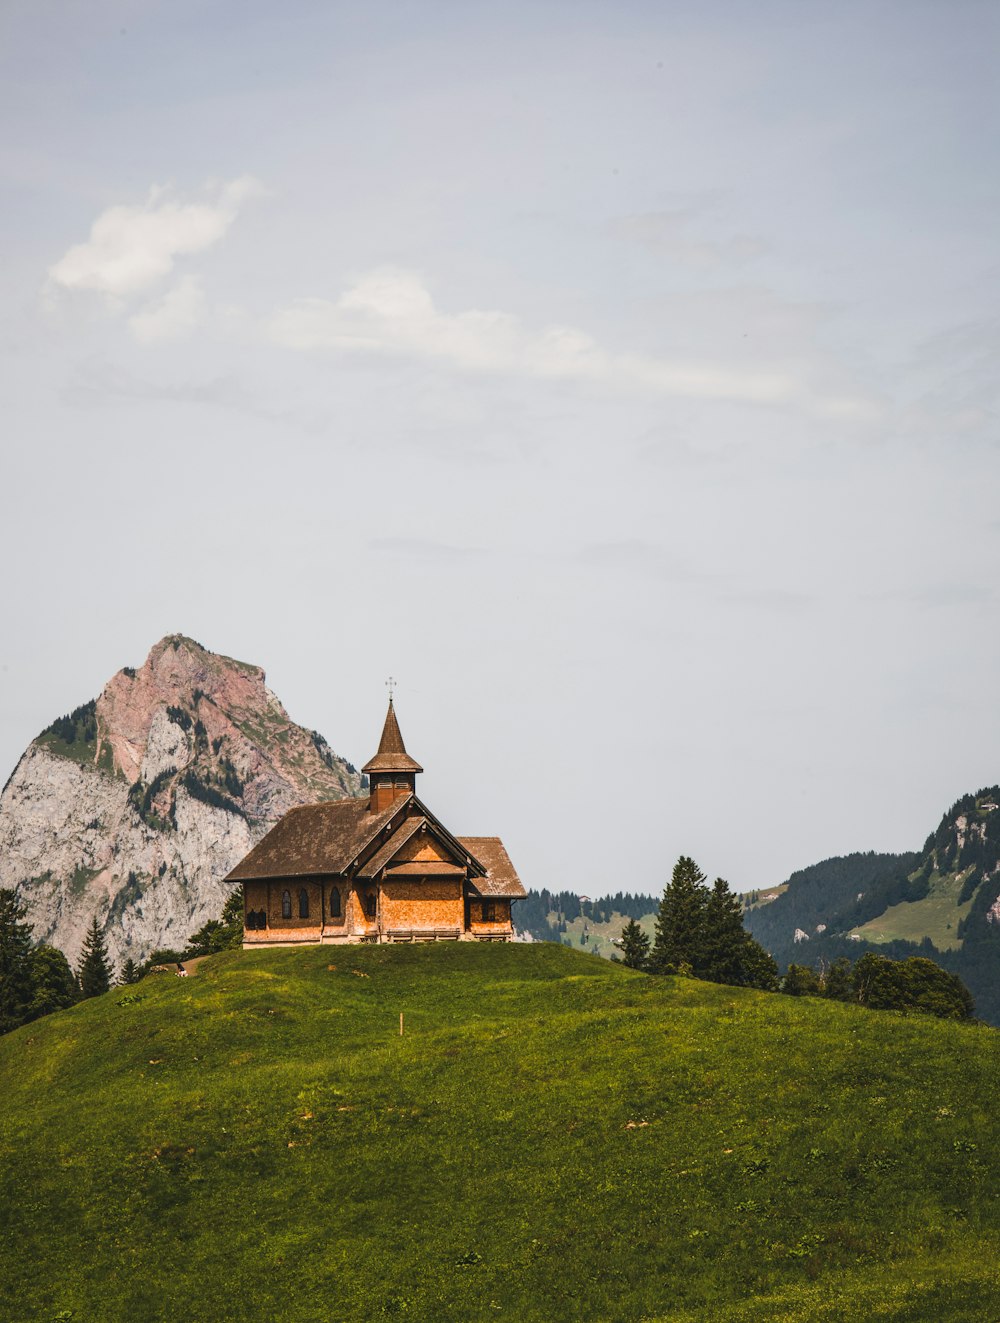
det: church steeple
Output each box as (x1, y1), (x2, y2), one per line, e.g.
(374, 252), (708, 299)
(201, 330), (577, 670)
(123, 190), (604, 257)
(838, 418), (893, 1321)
(362, 697), (422, 812)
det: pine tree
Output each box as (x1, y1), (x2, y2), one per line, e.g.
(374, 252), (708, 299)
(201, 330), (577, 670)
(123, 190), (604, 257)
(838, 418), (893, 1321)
(649, 856), (710, 975)
(77, 916), (112, 999)
(0, 888), (35, 1034)
(120, 958), (141, 986)
(619, 918), (651, 970)
(701, 878), (748, 984)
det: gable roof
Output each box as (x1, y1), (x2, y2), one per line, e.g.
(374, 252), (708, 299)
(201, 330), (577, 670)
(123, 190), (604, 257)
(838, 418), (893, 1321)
(362, 700), (423, 775)
(224, 792), (495, 885)
(355, 815), (426, 879)
(225, 795), (409, 882)
(460, 838), (526, 898)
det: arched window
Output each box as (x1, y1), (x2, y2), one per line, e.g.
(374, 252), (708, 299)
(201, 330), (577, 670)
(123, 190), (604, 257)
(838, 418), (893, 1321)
(329, 887), (341, 919)
(299, 888), (310, 919)
(365, 891), (377, 919)
(281, 889), (291, 919)
(245, 909), (255, 930)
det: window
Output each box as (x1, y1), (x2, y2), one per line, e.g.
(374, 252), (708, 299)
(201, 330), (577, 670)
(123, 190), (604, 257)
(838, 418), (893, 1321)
(282, 889), (291, 919)
(365, 891), (377, 920)
(482, 901), (497, 923)
(329, 887), (341, 919)
(298, 888), (310, 919)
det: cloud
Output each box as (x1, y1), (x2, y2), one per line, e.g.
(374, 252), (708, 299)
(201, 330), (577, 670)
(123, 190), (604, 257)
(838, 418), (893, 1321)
(46, 176), (263, 301)
(128, 276), (207, 343)
(270, 267), (876, 417)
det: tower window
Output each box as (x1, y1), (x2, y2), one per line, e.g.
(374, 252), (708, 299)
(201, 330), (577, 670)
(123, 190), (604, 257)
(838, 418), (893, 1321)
(281, 889), (291, 919)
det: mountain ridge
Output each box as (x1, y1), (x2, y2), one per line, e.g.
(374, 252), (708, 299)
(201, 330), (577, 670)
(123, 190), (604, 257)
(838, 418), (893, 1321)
(0, 634), (364, 968)
(744, 787), (1000, 1023)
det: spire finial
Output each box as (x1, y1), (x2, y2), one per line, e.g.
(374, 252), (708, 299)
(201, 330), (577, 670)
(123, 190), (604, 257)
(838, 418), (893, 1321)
(385, 675), (396, 704)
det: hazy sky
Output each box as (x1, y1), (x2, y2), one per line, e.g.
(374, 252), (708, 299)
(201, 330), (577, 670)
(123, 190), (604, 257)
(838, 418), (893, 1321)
(2, 1), (998, 895)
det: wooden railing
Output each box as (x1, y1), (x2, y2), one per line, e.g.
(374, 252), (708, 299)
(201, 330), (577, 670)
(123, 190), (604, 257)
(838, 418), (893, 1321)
(384, 927), (462, 943)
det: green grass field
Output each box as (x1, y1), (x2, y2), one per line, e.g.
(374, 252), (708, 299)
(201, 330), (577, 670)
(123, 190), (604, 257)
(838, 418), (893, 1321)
(851, 872), (975, 951)
(1, 943), (999, 1322)
(557, 909), (656, 958)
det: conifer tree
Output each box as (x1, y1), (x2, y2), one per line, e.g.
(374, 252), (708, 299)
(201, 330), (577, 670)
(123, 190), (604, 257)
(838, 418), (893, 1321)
(77, 916), (113, 999)
(0, 888), (35, 1034)
(696, 877), (779, 990)
(619, 918), (651, 970)
(702, 878), (749, 984)
(120, 958), (141, 986)
(649, 856), (710, 975)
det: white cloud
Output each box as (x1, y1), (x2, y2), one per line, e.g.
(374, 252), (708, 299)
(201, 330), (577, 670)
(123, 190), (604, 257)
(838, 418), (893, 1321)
(128, 276), (207, 343)
(270, 267), (876, 416)
(46, 176), (263, 301)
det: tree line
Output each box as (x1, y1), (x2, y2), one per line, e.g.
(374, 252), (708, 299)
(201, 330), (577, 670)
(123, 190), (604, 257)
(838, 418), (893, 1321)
(0, 888), (244, 1037)
(515, 888), (659, 940)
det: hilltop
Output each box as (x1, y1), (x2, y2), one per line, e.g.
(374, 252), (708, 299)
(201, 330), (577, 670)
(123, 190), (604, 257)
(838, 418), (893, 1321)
(0, 635), (363, 968)
(1, 943), (997, 1322)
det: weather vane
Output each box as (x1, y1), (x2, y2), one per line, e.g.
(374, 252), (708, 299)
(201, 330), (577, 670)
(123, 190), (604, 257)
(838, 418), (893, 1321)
(386, 676), (397, 702)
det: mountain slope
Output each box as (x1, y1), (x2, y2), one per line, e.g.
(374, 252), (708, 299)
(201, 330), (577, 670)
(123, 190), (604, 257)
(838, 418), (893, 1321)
(0, 635), (363, 967)
(744, 788), (1000, 1024)
(0, 943), (997, 1323)
(744, 851), (920, 954)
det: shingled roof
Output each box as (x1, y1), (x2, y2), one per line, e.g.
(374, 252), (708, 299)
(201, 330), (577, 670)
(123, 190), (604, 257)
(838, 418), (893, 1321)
(225, 796), (408, 882)
(355, 815), (426, 879)
(362, 699), (423, 775)
(460, 838), (526, 898)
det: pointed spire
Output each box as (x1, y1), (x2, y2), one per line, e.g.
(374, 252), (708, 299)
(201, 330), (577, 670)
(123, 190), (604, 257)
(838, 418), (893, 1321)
(362, 697), (423, 775)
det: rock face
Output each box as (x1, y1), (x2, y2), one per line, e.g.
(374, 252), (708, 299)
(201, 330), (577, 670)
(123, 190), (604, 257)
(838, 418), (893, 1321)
(0, 635), (365, 968)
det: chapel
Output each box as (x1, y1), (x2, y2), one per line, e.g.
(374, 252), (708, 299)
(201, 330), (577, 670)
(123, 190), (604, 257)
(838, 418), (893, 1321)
(227, 697), (525, 946)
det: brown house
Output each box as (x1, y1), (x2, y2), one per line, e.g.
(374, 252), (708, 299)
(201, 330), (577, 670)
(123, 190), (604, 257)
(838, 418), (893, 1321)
(227, 698), (525, 946)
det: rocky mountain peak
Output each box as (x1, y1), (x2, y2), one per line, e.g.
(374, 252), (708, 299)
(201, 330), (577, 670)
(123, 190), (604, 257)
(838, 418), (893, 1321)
(0, 636), (365, 968)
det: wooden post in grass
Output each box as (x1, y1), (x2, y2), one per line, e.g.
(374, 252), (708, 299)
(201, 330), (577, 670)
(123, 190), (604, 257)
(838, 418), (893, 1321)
(400, 1012), (404, 1036)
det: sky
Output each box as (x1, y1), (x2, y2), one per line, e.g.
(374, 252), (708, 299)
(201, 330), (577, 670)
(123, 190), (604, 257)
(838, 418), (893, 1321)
(1, 0), (998, 896)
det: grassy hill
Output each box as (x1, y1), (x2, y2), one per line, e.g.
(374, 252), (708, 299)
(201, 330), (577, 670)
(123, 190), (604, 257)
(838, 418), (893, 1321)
(2, 944), (999, 1322)
(849, 870), (976, 950)
(551, 908), (657, 959)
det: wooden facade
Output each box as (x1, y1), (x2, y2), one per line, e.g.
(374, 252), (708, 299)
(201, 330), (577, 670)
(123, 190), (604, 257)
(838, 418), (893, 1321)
(226, 699), (525, 946)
